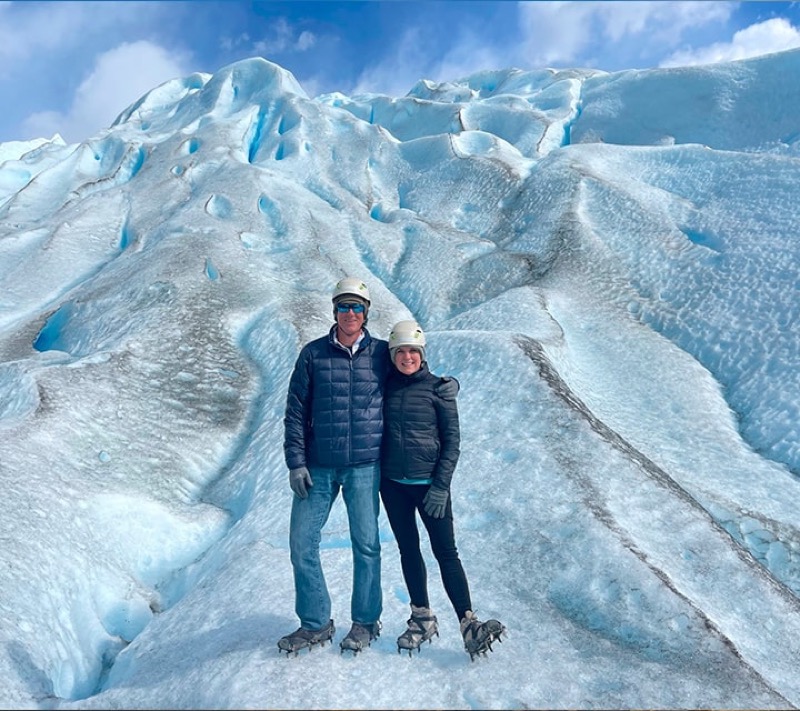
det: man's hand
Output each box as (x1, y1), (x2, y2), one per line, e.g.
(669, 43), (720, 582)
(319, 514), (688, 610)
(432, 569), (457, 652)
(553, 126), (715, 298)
(290, 467), (313, 499)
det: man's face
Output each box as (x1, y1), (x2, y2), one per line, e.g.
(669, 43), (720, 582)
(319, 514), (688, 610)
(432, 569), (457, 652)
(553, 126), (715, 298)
(335, 301), (366, 338)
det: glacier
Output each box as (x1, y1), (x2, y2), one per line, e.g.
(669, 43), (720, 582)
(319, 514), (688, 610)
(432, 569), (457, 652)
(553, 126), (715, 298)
(1, 49), (800, 708)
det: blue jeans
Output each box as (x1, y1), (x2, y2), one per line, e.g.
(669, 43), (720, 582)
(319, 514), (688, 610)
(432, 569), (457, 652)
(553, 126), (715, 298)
(289, 462), (382, 630)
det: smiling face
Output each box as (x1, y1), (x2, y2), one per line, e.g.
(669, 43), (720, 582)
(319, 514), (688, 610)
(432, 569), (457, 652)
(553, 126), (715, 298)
(335, 301), (366, 345)
(393, 346), (422, 375)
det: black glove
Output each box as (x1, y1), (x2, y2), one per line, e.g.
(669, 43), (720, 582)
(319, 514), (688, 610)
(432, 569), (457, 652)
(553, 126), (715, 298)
(289, 467), (313, 499)
(423, 486), (449, 519)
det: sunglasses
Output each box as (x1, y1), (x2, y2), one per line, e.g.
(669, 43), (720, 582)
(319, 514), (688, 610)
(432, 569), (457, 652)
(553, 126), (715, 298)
(336, 302), (366, 314)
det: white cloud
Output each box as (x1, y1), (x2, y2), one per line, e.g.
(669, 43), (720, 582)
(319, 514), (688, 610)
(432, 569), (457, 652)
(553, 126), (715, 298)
(0, 1), (162, 66)
(661, 17), (800, 67)
(21, 41), (192, 144)
(433, 39), (507, 86)
(0, 2), (85, 63)
(220, 33), (251, 52)
(517, 1), (733, 66)
(351, 26), (431, 96)
(350, 21), (507, 98)
(517, 1), (600, 65)
(248, 17), (316, 55)
(296, 31), (316, 52)
(599, 1), (731, 43)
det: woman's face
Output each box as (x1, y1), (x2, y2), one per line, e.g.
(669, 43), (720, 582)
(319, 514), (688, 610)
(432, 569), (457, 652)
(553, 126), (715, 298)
(394, 346), (422, 375)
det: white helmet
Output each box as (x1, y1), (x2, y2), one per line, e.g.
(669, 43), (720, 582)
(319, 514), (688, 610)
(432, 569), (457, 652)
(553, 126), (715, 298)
(389, 320), (426, 360)
(332, 277), (371, 305)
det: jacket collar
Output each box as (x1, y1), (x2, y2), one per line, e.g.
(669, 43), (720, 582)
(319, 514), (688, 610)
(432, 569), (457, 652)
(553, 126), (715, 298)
(390, 361), (429, 382)
(328, 324), (370, 354)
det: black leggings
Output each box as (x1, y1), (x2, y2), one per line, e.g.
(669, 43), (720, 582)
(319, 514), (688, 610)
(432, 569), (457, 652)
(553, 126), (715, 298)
(380, 477), (472, 620)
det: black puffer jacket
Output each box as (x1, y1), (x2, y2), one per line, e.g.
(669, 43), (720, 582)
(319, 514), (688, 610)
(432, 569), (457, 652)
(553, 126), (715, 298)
(381, 363), (460, 489)
(284, 326), (389, 469)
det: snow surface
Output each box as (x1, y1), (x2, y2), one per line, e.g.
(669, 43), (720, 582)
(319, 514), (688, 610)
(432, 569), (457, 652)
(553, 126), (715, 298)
(1, 50), (800, 709)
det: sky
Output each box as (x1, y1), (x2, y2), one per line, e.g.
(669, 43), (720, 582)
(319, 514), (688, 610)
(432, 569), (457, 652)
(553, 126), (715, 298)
(2, 1), (800, 145)
(1, 39), (800, 708)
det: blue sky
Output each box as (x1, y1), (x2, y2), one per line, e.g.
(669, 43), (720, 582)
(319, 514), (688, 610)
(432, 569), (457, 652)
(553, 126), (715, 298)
(1, 1), (800, 145)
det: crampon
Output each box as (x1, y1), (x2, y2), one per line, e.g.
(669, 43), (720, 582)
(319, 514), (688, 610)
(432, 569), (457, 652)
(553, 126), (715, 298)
(460, 612), (506, 661)
(340, 621), (381, 655)
(277, 619), (335, 656)
(397, 605), (439, 656)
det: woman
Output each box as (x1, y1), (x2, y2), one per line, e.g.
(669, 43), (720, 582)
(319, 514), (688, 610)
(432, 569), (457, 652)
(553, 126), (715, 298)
(380, 320), (505, 659)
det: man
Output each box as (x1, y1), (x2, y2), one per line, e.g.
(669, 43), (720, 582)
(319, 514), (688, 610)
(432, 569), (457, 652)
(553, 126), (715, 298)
(278, 276), (389, 655)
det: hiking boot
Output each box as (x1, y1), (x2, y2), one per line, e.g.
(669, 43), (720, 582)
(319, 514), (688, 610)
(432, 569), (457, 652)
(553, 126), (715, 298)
(277, 619), (335, 655)
(339, 621), (381, 654)
(397, 605), (439, 656)
(460, 610), (506, 661)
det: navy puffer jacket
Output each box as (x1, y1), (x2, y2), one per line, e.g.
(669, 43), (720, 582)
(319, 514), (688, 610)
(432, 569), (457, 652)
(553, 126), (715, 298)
(284, 326), (389, 469)
(380, 363), (461, 489)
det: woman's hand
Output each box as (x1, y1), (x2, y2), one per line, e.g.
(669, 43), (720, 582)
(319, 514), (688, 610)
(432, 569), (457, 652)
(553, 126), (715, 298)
(423, 486), (449, 518)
